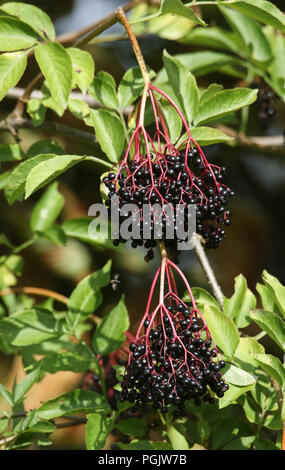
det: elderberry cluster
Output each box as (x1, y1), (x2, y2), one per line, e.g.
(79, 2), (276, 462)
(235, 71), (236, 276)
(103, 147), (234, 261)
(118, 303), (228, 415)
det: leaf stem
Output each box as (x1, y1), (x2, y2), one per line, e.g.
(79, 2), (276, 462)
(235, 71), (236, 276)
(0, 287), (68, 305)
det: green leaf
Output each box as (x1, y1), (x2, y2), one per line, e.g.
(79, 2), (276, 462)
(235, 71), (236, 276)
(131, 0), (205, 26)
(223, 274), (256, 328)
(254, 438), (279, 451)
(5, 153), (56, 205)
(67, 260), (111, 328)
(252, 353), (285, 389)
(30, 182), (64, 232)
(233, 337), (265, 374)
(238, 394), (260, 424)
(118, 66), (156, 108)
(221, 0), (285, 32)
(194, 88), (258, 126)
(262, 270), (285, 318)
(116, 418), (148, 437)
(199, 84), (225, 106)
(0, 383), (14, 406)
(0, 16), (39, 51)
(0, 2), (55, 40)
(93, 296), (129, 356)
(86, 413), (114, 450)
(148, 13), (194, 41)
(0, 309), (62, 346)
(202, 305), (240, 358)
(37, 351), (94, 374)
(117, 440), (172, 450)
(67, 47), (95, 94)
(27, 140), (64, 158)
(35, 42), (72, 108)
(90, 71), (119, 109)
(160, 100), (182, 143)
(190, 126), (233, 146)
(37, 225), (67, 247)
(222, 435), (255, 450)
(167, 424), (189, 450)
(0, 51), (27, 102)
(218, 384), (254, 408)
(156, 51), (241, 82)
(25, 154), (86, 198)
(223, 364), (256, 386)
(36, 389), (110, 420)
(256, 282), (278, 312)
(250, 309), (285, 352)
(211, 418), (240, 450)
(90, 109), (125, 163)
(0, 170), (12, 191)
(183, 286), (219, 309)
(26, 98), (46, 127)
(68, 98), (90, 121)
(61, 217), (115, 250)
(220, 6), (272, 63)
(181, 26), (240, 54)
(13, 368), (41, 404)
(163, 50), (198, 125)
(0, 143), (24, 162)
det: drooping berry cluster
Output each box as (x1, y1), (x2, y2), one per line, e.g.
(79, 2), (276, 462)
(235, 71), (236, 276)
(118, 257), (228, 415)
(103, 85), (234, 261)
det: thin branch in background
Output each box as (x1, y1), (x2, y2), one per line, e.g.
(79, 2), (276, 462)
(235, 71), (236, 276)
(191, 233), (224, 309)
(0, 286), (69, 305)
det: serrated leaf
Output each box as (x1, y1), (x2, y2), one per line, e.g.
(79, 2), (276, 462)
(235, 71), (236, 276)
(253, 353), (285, 389)
(68, 98), (90, 120)
(0, 309), (63, 346)
(30, 182), (64, 232)
(218, 383), (254, 408)
(93, 296), (129, 356)
(61, 217), (115, 250)
(27, 98), (46, 127)
(250, 309), (285, 352)
(90, 109), (124, 163)
(262, 270), (285, 318)
(183, 287), (219, 309)
(86, 413), (113, 450)
(211, 418), (240, 450)
(0, 143), (24, 162)
(67, 260), (111, 328)
(35, 42), (72, 108)
(233, 337), (265, 374)
(0, 384), (14, 406)
(27, 140), (64, 158)
(67, 47), (94, 94)
(156, 51), (240, 83)
(220, 0), (285, 32)
(190, 126), (233, 146)
(167, 424), (189, 450)
(163, 50), (198, 125)
(116, 418), (148, 437)
(220, 6), (272, 63)
(0, 51), (27, 102)
(118, 66), (156, 108)
(256, 282), (277, 312)
(160, 100), (182, 143)
(37, 351), (94, 374)
(36, 390), (110, 420)
(13, 368), (41, 404)
(203, 305), (240, 358)
(223, 274), (256, 328)
(90, 71), (118, 109)
(0, 16), (39, 51)
(194, 87), (258, 126)
(0, 2), (55, 40)
(223, 364), (256, 386)
(25, 154), (86, 198)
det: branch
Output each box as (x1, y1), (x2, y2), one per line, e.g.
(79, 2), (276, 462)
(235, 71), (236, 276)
(216, 124), (285, 157)
(0, 286), (69, 305)
(0, 116), (97, 146)
(191, 234), (224, 309)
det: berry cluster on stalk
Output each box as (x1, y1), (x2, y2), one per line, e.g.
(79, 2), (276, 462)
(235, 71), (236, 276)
(118, 256), (228, 416)
(103, 84), (234, 261)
